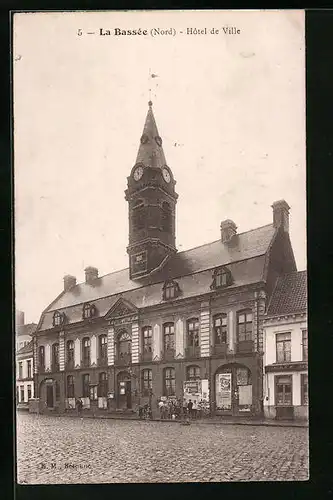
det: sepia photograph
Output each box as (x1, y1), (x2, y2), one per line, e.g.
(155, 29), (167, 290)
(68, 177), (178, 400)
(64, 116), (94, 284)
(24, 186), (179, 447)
(14, 9), (308, 483)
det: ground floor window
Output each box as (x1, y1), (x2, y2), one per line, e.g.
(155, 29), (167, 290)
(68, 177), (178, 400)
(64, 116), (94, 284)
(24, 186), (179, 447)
(215, 365), (252, 413)
(98, 372), (108, 398)
(67, 375), (75, 398)
(20, 386), (24, 402)
(82, 374), (90, 397)
(164, 367), (175, 396)
(142, 369), (152, 395)
(275, 375), (292, 406)
(27, 385), (32, 401)
(55, 381), (60, 402)
(301, 373), (308, 405)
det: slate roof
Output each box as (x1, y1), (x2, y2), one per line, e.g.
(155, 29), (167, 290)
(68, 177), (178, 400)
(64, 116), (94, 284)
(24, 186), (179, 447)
(17, 339), (33, 355)
(266, 270), (307, 316)
(16, 323), (37, 337)
(135, 102), (167, 169)
(37, 223), (277, 331)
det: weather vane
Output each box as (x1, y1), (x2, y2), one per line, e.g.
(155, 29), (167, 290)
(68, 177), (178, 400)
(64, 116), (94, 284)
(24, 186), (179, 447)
(148, 67), (159, 105)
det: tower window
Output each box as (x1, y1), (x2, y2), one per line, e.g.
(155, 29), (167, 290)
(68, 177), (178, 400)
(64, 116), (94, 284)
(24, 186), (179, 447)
(163, 280), (180, 300)
(132, 199), (145, 231)
(161, 201), (172, 232)
(211, 267), (233, 290)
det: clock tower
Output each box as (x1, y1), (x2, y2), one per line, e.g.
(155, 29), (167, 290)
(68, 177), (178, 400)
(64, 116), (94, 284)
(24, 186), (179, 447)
(125, 101), (178, 279)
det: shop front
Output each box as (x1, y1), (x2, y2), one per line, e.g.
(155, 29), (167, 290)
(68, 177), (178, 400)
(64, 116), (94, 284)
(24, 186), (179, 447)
(214, 363), (253, 416)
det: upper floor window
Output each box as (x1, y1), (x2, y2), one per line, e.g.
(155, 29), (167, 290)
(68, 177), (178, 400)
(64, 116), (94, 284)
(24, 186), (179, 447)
(164, 367), (175, 396)
(187, 318), (199, 348)
(118, 331), (132, 358)
(67, 340), (74, 363)
(302, 330), (308, 361)
(67, 375), (75, 398)
(187, 365), (200, 381)
(39, 346), (45, 368)
(82, 374), (90, 398)
(53, 310), (65, 327)
(99, 334), (107, 359)
(163, 280), (180, 300)
(82, 337), (91, 364)
(161, 201), (172, 232)
(142, 326), (153, 353)
(142, 369), (152, 394)
(163, 323), (175, 351)
(132, 199), (145, 231)
(83, 303), (97, 320)
(237, 310), (253, 342)
(276, 332), (291, 363)
(52, 343), (59, 368)
(211, 267), (233, 290)
(98, 372), (108, 398)
(18, 362), (23, 379)
(213, 314), (227, 344)
(27, 360), (32, 378)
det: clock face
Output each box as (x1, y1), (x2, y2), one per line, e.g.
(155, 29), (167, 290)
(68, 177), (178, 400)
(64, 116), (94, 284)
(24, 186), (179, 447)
(134, 165), (144, 181)
(162, 167), (171, 183)
(140, 134), (149, 144)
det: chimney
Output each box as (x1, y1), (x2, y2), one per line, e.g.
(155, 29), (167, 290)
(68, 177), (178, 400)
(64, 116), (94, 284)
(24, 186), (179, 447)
(272, 200), (290, 232)
(85, 266), (98, 284)
(220, 219), (237, 243)
(63, 275), (76, 291)
(16, 310), (25, 327)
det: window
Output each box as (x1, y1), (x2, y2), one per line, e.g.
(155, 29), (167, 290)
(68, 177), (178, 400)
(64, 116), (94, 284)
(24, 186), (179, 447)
(99, 334), (107, 359)
(67, 340), (74, 363)
(52, 343), (59, 369)
(163, 323), (175, 351)
(187, 365), (200, 380)
(142, 369), (152, 394)
(82, 337), (91, 365)
(276, 333), (291, 362)
(18, 362), (23, 379)
(236, 367), (252, 386)
(214, 314), (227, 344)
(132, 199), (145, 231)
(275, 375), (292, 406)
(39, 346), (45, 368)
(53, 310), (65, 327)
(302, 330), (308, 361)
(20, 386), (24, 403)
(161, 201), (172, 232)
(163, 280), (180, 300)
(82, 374), (90, 398)
(118, 331), (132, 359)
(187, 318), (199, 348)
(67, 375), (75, 398)
(98, 372), (108, 398)
(142, 327), (152, 353)
(27, 360), (32, 379)
(83, 303), (97, 320)
(27, 385), (32, 400)
(237, 310), (253, 342)
(164, 367), (175, 396)
(211, 267), (232, 289)
(55, 381), (60, 402)
(301, 373), (308, 405)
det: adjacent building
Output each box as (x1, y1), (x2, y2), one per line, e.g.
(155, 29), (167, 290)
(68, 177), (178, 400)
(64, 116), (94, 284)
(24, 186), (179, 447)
(33, 101), (298, 418)
(263, 271), (308, 420)
(16, 311), (36, 409)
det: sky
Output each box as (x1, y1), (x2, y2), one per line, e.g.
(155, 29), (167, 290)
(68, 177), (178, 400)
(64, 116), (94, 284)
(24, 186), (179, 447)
(13, 10), (306, 324)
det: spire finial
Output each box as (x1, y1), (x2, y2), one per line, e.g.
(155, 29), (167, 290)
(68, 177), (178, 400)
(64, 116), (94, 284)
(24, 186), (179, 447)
(148, 100), (153, 107)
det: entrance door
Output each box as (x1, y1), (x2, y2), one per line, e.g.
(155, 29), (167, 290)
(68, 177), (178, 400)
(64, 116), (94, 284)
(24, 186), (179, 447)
(215, 365), (252, 416)
(126, 381), (132, 409)
(46, 384), (54, 408)
(117, 374), (132, 409)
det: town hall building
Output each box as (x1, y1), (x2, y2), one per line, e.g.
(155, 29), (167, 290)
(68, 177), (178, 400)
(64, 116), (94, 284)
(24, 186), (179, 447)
(32, 101), (298, 418)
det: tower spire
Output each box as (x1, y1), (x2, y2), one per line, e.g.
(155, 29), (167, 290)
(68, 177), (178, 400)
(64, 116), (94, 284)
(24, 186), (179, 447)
(136, 101), (167, 169)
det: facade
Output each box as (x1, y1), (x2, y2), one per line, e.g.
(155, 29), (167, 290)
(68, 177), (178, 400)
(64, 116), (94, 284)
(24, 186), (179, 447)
(33, 102), (298, 418)
(263, 271), (308, 420)
(16, 311), (36, 409)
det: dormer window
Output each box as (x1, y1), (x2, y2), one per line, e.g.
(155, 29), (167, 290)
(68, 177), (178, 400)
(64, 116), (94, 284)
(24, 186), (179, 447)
(163, 280), (180, 300)
(53, 310), (66, 327)
(211, 267), (233, 290)
(82, 303), (97, 320)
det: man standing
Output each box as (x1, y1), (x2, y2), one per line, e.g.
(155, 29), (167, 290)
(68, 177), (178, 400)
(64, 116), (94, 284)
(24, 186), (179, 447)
(187, 399), (193, 419)
(158, 399), (164, 419)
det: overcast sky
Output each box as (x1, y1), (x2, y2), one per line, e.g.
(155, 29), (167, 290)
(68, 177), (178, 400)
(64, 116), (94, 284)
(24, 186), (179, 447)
(14, 10), (306, 324)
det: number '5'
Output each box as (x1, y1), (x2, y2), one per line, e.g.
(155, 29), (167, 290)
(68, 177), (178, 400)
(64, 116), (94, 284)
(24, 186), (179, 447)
(78, 29), (83, 36)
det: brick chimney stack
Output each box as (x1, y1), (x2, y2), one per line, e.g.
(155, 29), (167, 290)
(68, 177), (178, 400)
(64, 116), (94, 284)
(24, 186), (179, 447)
(220, 219), (237, 243)
(85, 266), (99, 284)
(63, 275), (77, 291)
(272, 200), (290, 232)
(16, 310), (25, 327)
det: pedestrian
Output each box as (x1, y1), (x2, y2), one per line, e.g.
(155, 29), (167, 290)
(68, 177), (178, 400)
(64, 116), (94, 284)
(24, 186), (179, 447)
(138, 404), (143, 419)
(187, 399), (193, 419)
(76, 398), (83, 417)
(182, 398), (188, 419)
(192, 399), (198, 420)
(158, 399), (164, 419)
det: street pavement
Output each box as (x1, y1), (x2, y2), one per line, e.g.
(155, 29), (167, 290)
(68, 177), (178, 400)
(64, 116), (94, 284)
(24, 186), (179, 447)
(16, 413), (309, 484)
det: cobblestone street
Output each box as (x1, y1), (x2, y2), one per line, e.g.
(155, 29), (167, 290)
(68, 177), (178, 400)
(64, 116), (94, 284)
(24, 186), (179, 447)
(16, 413), (308, 484)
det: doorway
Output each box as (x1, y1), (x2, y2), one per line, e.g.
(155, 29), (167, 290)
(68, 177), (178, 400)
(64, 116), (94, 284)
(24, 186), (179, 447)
(215, 364), (252, 416)
(117, 372), (132, 409)
(46, 384), (54, 408)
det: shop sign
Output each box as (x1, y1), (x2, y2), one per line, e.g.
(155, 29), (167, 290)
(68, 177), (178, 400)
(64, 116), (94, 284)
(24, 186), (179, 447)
(216, 373), (232, 410)
(184, 381), (200, 394)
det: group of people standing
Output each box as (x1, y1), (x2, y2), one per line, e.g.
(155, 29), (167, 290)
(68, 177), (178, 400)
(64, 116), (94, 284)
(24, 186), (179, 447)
(157, 398), (199, 420)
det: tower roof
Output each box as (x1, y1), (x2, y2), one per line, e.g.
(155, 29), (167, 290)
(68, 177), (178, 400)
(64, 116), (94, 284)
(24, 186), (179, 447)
(135, 101), (167, 169)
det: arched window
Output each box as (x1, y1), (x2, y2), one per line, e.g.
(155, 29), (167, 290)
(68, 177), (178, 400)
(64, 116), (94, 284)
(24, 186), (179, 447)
(142, 369), (152, 395)
(187, 365), (201, 381)
(52, 343), (59, 371)
(132, 199), (145, 231)
(98, 372), (108, 397)
(83, 303), (97, 320)
(99, 334), (107, 361)
(161, 201), (172, 232)
(53, 310), (65, 327)
(82, 373), (90, 398)
(117, 331), (132, 362)
(67, 375), (74, 398)
(66, 340), (74, 365)
(163, 323), (175, 352)
(142, 326), (152, 353)
(82, 337), (91, 366)
(213, 314), (227, 344)
(187, 318), (199, 348)
(211, 267), (232, 289)
(39, 346), (45, 370)
(163, 280), (180, 300)
(164, 367), (175, 396)
(237, 310), (253, 342)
